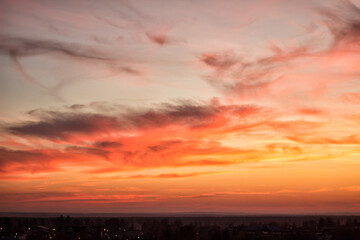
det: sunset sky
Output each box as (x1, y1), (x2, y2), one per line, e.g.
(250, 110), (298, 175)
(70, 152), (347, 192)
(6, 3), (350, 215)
(0, 0), (360, 214)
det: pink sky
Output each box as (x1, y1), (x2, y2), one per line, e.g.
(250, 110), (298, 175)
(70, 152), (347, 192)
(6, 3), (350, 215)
(0, 0), (360, 213)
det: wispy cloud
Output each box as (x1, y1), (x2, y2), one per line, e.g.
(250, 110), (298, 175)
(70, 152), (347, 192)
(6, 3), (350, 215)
(309, 187), (335, 193)
(128, 171), (220, 179)
(341, 185), (360, 192)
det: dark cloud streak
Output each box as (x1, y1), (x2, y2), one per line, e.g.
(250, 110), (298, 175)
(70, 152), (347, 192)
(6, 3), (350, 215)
(0, 36), (141, 96)
(319, 0), (360, 46)
(7, 113), (120, 140)
(5, 101), (263, 140)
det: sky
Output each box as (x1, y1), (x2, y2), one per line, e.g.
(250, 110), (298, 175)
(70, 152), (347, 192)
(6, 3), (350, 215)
(0, 0), (360, 214)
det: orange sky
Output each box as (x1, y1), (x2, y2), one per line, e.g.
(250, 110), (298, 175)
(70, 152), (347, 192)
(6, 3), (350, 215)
(0, 0), (360, 213)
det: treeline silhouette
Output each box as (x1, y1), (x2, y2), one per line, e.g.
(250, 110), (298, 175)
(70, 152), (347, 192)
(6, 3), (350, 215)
(0, 215), (359, 240)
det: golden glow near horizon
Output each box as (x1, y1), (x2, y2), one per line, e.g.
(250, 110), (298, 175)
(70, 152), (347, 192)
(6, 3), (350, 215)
(0, 0), (360, 213)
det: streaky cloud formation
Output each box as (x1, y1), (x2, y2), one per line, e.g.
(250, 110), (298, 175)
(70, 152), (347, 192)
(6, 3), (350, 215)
(319, 0), (360, 46)
(7, 112), (121, 140)
(0, 36), (142, 96)
(0, 37), (116, 60)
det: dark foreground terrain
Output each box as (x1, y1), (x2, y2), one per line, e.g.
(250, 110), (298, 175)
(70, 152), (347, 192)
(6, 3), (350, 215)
(0, 215), (359, 240)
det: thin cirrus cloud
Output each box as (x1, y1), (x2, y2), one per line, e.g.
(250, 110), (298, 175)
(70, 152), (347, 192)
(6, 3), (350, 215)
(318, 0), (360, 46)
(0, 36), (142, 97)
(127, 171), (220, 179)
(198, 1), (360, 104)
(341, 186), (360, 192)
